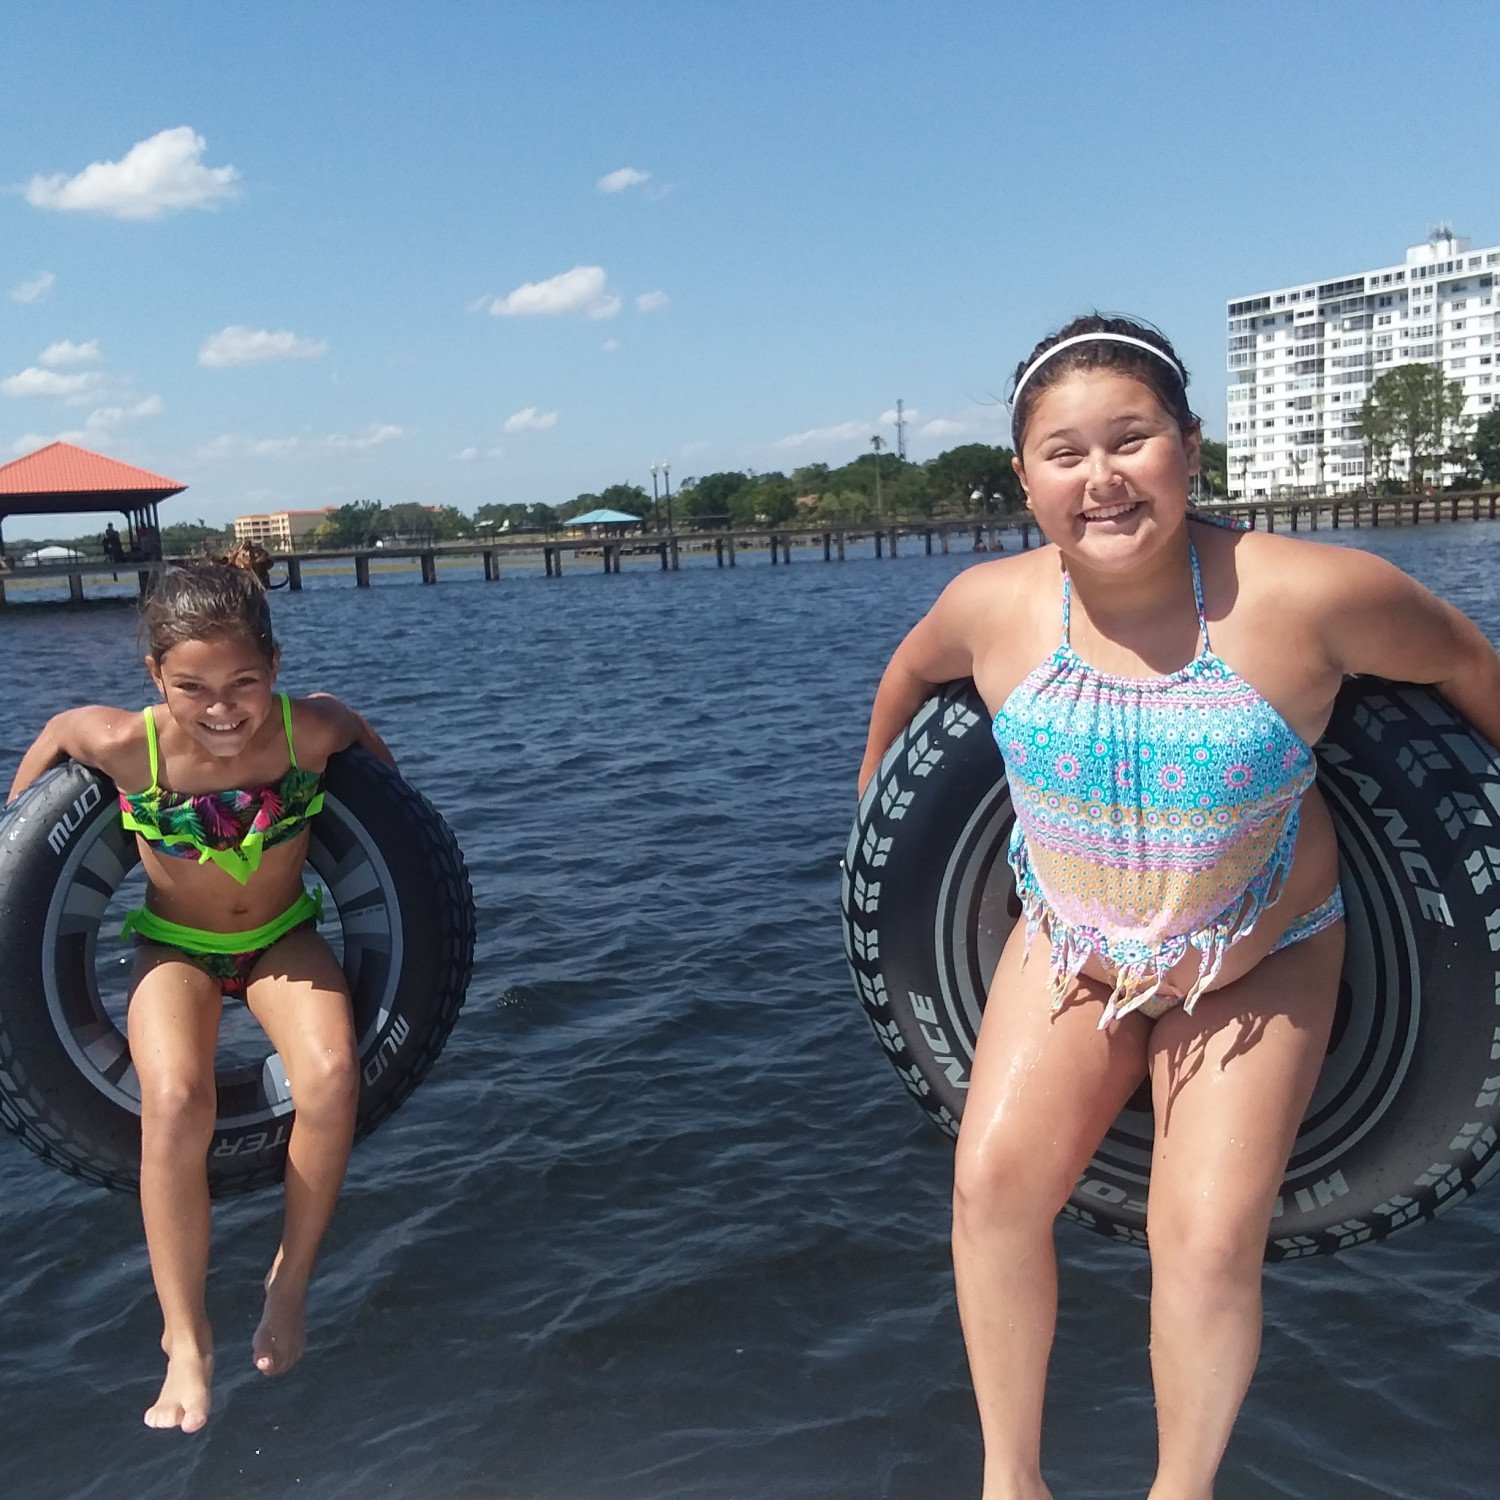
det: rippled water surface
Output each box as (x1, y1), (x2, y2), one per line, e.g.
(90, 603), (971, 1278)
(2, 525), (1499, 1500)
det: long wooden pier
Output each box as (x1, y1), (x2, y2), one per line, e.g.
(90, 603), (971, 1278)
(2, 490), (1497, 605)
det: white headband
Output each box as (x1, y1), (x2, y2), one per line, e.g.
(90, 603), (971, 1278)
(1010, 332), (1185, 409)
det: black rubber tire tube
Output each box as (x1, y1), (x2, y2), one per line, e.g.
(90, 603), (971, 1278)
(842, 677), (1500, 1259)
(0, 749), (474, 1197)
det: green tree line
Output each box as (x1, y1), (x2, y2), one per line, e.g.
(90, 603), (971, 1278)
(1357, 363), (1500, 492)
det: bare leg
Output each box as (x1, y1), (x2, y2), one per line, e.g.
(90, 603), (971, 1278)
(952, 924), (1153, 1500)
(127, 950), (223, 1433)
(244, 927), (358, 1376)
(1144, 922), (1343, 1500)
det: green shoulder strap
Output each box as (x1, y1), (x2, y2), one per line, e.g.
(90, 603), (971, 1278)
(280, 693), (299, 769)
(142, 706), (161, 789)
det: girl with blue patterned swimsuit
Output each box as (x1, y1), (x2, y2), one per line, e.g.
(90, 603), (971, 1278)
(858, 316), (1500, 1500)
(9, 550), (394, 1436)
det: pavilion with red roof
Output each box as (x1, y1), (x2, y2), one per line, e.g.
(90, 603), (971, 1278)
(0, 441), (186, 561)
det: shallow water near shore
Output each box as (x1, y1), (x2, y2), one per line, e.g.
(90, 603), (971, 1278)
(1, 524), (1498, 1500)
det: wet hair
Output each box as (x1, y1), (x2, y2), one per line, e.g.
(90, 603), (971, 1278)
(1009, 314), (1198, 453)
(143, 544), (277, 664)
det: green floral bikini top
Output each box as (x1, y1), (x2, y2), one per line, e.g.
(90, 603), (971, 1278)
(119, 694), (325, 885)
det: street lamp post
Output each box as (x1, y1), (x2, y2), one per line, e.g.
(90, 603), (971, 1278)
(650, 463), (662, 532)
(870, 434), (884, 519)
(663, 463), (673, 532)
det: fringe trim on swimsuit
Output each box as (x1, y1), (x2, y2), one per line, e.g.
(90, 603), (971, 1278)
(1012, 803), (1303, 1029)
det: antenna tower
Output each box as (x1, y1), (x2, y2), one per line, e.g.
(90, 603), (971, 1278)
(895, 399), (907, 461)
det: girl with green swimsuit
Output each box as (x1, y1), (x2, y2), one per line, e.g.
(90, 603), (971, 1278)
(7, 549), (394, 1434)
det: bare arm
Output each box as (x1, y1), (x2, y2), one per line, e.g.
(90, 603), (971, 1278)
(8, 707), (140, 804)
(1324, 550), (1500, 749)
(302, 695), (398, 769)
(858, 572), (993, 796)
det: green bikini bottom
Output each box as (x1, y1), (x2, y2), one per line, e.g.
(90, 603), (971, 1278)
(121, 887), (324, 999)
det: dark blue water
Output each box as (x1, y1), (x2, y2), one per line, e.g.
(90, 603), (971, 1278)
(1, 527), (1498, 1500)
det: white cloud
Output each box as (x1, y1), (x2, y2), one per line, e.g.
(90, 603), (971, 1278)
(489, 265), (620, 319)
(502, 406), (558, 433)
(321, 423), (404, 450)
(39, 339), (102, 368)
(635, 290), (669, 313)
(455, 445), (505, 461)
(79, 396), (163, 432)
(773, 420), (870, 450)
(9, 271), (55, 304)
(1, 367), (104, 400)
(601, 338), (623, 354)
(25, 127), (240, 220)
(7, 394), (162, 452)
(920, 418), (967, 438)
(197, 423), (404, 459)
(597, 167), (650, 194)
(199, 326), (328, 367)
(880, 406), (919, 426)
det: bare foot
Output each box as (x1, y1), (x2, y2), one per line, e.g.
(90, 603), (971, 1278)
(253, 1259), (308, 1376)
(144, 1340), (213, 1432)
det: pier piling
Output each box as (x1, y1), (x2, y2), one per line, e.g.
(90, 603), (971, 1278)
(287, 558), (303, 591)
(356, 554), (370, 587)
(419, 553), (436, 585)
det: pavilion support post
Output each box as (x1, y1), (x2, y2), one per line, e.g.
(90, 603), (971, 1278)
(889, 529), (898, 558)
(1332, 504), (1341, 529)
(356, 553), (371, 587)
(287, 557), (303, 591)
(482, 549), (496, 582)
(420, 552), (436, 584)
(836, 530), (845, 561)
(68, 571), (84, 603)
(728, 534), (737, 566)
(669, 537), (679, 571)
(602, 545), (612, 574)
(769, 536), (778, 565)
(659, 543), (669, 571)
(874, 531), (883, 560)
(823, 531), (831, 561)
(925, 529), (933, 555)
(941, 528), (949, 554)
(715, 538), (724, 568)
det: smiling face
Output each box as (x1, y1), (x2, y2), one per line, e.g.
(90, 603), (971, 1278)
(1012, 369), (1200, 571)
(147, 633), (280, 759)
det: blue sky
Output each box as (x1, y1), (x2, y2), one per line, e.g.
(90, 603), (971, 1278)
(2, 1), (1496, 533)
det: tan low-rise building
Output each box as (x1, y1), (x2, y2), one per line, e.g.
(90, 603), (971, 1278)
(232, 507), (334, 552)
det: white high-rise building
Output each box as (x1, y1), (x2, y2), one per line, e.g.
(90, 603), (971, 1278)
(1225, 228), (1499, 497)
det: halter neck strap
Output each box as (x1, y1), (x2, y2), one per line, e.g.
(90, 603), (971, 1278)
(1059, 540), (1211, 656)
